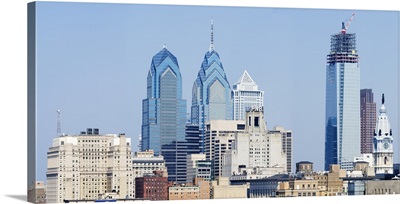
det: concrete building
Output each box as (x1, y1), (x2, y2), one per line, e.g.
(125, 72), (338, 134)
(186, 154), (206, 183)
(27, 181), (46, 203)
(211, 177), (247, 199)
(132, 150), (167, 197)
(296, 161), (313, 173)
(232, 70), (264, 121)
(46, 130), (133, 203)
(222, 108), (288, 177)
(373, 94), (394, 174)
(205, 120), (245, 178)
(230, 174), (290, 198)
(365, 179), (400, 195)
(360, 89), (376, 154)
(168, 178), (210, 200)
(276, 179), (323, 197)
(325, 19), (360, 171)
(135, 170), (170, 201)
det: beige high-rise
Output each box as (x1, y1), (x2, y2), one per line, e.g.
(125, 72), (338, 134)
(46, 131), (133, 203)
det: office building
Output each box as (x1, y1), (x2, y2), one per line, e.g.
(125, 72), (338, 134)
(325, 20), (360, 170)
(232, 70), (264, 120)
(270, 126), (293, 172)
(373, 94), (394, 174)
(223, 107), (287, 176)
(141, 46), (187, 155)
(46, 130), (133, 203)
(191, 20), (233, 152)
(132, 150), (167, 197)
(360, 89), (376, 154)
(204, 120), (245, 178)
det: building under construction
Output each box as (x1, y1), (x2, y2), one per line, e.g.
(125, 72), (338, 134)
(325, 14), (361, 171)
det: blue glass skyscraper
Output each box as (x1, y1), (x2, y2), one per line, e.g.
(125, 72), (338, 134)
(324, 21), (360, 170)
(191, 20), (233, 152)
(141, 46), (187, 156)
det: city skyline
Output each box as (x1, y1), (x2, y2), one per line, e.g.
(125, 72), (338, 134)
(35, 2), (399, 182)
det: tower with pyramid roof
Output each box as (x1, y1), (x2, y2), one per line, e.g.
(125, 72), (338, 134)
(191, 20), (233, 153)
(373, 93), (394, 174)
(232, 70), (264, 120)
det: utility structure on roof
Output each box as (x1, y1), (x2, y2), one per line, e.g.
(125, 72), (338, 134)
(325, 14), (360, 171)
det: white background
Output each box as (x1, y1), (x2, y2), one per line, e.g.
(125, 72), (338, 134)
(0, 0), (399, 203)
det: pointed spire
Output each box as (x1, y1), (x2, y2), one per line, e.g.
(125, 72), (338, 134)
(210, 19), (214, 51)
(382, 93), (385, 105)
(163, 43), (167, 49)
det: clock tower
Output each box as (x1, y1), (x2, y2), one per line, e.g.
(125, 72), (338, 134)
(373, 94), (394, 174)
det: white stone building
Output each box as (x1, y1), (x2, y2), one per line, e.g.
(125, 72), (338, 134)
(46, 130), (133, 203)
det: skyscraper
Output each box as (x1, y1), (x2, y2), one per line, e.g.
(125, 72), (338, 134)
(141, 46), (187, 155)
(232, 70), (264, 120)
(373, 94), (394, 174)
(191, 20), (233, 152)
(324, 21), (360, 170)
(360, 89), (376, 154)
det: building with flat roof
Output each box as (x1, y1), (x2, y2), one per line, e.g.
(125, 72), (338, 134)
(135, 170), (170, 201)
(46, 130), (134, 203)
(360, 89), (376, 154)
(211, 177), (247, 199)
(28, 181), (46, 203)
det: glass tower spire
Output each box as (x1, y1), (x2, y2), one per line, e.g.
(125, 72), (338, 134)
(191, 20), (233, 152)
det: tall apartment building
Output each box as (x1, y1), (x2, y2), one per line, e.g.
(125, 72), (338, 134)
(141, 46), (187, 155)
(191, 20), (233, 153)
(360, 89), (376, 154)
(46, 130), (133, 203)
(325, 20), (360, 170)
(232, 70), (264, 120)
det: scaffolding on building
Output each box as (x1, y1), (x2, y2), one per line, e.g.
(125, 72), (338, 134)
(327, 32), (359, 63)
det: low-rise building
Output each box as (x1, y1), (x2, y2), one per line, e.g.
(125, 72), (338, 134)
(211, 177), (247, 199)
(135, 170), (170, 201)
(27, 181), (46, 203)
(365, 179), (400, 195)
(168, 178), (210, 200)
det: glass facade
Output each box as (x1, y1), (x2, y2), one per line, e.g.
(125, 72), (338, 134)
(191, 48), (233, 152)
(324, 30), (360, 171)
(141, 47), (187, 156)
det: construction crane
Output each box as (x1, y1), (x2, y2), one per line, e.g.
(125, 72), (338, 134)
(341, 13), (355, 34)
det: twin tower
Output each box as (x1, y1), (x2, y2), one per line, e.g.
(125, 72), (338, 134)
(141, 21), (235, 155)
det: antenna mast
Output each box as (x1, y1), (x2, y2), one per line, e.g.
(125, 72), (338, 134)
(57, 110), (61, 135)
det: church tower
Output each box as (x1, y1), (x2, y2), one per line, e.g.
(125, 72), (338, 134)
(373, 94), (394, 174)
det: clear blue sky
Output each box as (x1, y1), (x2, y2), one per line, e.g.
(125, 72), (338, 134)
(35, 2), (399, 181)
